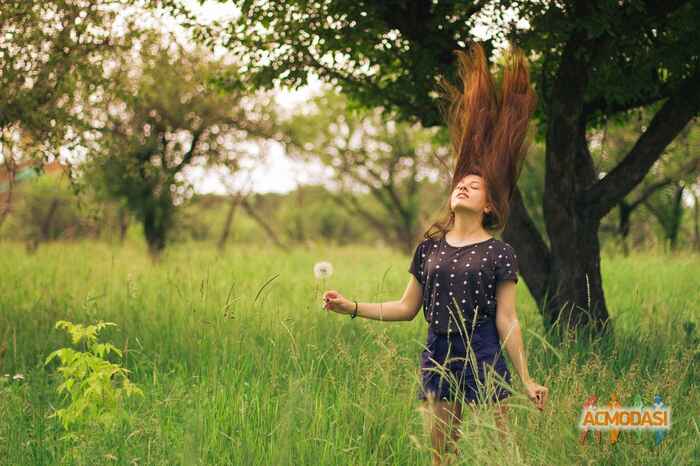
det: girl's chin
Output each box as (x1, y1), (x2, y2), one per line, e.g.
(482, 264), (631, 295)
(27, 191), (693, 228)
(453, 205), (479, 214)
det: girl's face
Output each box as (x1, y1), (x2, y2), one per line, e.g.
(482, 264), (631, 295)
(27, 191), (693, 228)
(451, 174), (491, 215)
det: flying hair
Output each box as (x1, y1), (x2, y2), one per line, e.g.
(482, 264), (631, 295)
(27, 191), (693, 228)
(423, 41), (537, 240)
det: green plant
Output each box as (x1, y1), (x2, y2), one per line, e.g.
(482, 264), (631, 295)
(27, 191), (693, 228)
(44, 320), (143, 436)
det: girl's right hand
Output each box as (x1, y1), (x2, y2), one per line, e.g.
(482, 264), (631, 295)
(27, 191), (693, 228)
(524, 380), (549, 411)
(322, 290), (353, 314)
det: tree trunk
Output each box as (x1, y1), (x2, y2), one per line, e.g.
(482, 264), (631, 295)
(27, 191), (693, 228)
(143, 210), (166, 260)
(617, 202), (632, 256)
(504, 188), (610, 337)
(27, 197), (60, 253)
(239, 197), (287, 250)
(0, 187), (13, 229)
(218, 191), (244, 252)
(0, 175), (15, 227)
(0, 155), (17, 229)
(505, 28), (699, 338)
(642, 183), (687, 252)
(118, 205), (129, 243)
(503, 38), (611, 337)
(295, 186), (306, 244)
(41, 198), (60, 241)
(544, 54), (610, 335)
(693, 191), (700, 251)
(668, 185), (685, 251)
(142, 195), (172, 261)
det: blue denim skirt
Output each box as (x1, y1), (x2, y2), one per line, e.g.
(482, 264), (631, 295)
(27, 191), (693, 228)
(416, 320), (512, 404)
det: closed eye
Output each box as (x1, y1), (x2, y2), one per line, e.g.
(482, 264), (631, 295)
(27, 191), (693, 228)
(455, 181), (481, 191)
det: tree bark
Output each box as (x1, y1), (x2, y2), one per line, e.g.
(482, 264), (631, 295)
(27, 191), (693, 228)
(295, 186), (306, 244)
(239, 197), (287, 250)
(143, 208), (167, 261)
(529, 34), (611, 335)
(41, 198), (60, 241)
(218, 191), (245, 252)
(501, 26), (700, 337)
(27, 197), (60, 253)
(643, 184), (686, 251)
(669, 185), (685, 251)
(617, 202), (632, 256)
(143, 192), (173, 262)
(118, 205), (129, 243)
(0, 153), (17, 229)
(693, 191), (700, 251)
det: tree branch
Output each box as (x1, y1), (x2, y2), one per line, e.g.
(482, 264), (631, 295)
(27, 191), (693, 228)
(628, 155), (700, 209)
(172, 128), (205, 173)
(582, 84), (673, 118)
(239, 196), (287, 250)
(501, 186), (551, 305)
(580, 66), (700, 220)
(327, 189), (392, 239)
(643, 0), (691, 18)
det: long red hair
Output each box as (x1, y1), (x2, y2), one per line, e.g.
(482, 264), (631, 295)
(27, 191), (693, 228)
(423, 42), (537, 240)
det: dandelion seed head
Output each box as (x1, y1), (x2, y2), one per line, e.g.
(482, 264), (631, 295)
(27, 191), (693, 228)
(313, 261), (334, 279)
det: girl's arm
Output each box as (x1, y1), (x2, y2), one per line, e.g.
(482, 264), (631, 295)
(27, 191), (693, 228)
(495, 280), (548, 410)
(322, 275), (423, 322)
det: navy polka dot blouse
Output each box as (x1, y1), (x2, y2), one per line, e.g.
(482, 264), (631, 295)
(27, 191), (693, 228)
(408, 234), (519, 335)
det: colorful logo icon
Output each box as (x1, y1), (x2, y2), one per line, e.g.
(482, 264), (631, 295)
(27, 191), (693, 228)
(579, 393), (671, 446)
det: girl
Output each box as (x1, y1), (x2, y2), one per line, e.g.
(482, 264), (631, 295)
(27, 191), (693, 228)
(322, 42), (548, 465)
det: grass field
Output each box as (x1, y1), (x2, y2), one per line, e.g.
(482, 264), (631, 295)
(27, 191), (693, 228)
(1, 240), (698, 465)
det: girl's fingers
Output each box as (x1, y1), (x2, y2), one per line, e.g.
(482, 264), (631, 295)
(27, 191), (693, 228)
(537, 388), (547, 409)
(527, 384), (547, 410)
(322, 298), (340, 312)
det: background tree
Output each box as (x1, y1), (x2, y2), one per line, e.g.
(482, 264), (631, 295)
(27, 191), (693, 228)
(507, 2), (700, 334)
(216, 165), (249, 252)
(283, 92), (445, 255)
(0, 0), (143, 139)
(692, 189), (700, 251)
(6, 173), (109, 252)
(594, 115), (700, 254)
(642, 181), (690, 251)
(217, 170), (289, 251)
(0, 0), (144, 225)
(81, 32), (279, 259)
(208, 1), (700, 335)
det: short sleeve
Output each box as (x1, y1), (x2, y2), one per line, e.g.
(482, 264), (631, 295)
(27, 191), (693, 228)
(495, 242), (519, 284)
(408, 241), (426, 286)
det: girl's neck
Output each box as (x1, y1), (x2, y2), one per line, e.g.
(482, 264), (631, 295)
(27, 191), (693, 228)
(447, 214), (490, 242)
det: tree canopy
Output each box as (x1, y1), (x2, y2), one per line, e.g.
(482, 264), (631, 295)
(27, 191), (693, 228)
(81, 31), (279, 258)
(203, 0), (700, 334)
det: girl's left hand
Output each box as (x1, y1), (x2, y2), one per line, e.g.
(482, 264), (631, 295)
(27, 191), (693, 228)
(524, 380), (548, 411)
